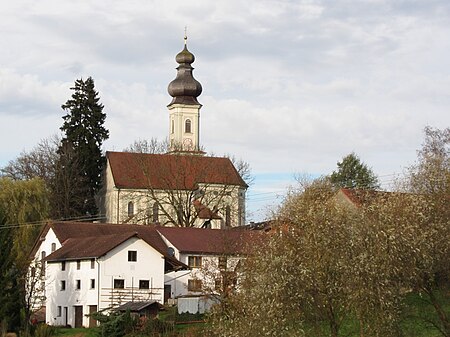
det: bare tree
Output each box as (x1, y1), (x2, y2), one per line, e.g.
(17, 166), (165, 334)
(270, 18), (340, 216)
(1, 135), (60, 183)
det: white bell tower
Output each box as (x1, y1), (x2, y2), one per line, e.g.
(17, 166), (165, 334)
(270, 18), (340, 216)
(167, 36), (202, 153)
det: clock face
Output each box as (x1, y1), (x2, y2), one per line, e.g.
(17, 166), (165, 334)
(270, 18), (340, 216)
(183, 138), (193, 150)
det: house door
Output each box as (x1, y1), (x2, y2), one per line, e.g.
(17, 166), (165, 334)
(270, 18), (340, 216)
(64, 307), (68, 326)
(74, 306), (83, 328)
(164, 284), (171, 303)
(88, 305), (97, 327)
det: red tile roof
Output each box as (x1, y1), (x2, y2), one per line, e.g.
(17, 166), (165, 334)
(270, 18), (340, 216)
(339, 188), (403, 207)
(156, 226), (266, 255)
(45, 232), (138, 261)
(107, 151), (247, 190)
(47, 222), (169, 257)
(34, 221), (266, 264)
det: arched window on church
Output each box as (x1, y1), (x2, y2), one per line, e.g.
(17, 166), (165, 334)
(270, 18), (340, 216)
(152, 202), (159, 223)
(51, 243), (56, 252)
(225, 205), (231, 227)
(128, 201), (134, 217)
(171, 120), (174, 134)
(185, 119), (191, 133)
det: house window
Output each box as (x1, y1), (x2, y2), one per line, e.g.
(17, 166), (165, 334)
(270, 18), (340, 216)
(57, 306), (62, 317)
(188, 279), (202, 292)
(90, 279), (95, 289)
(114, 279), (124, 289)
(185, 119), (192, 133)
(76, 260), (81, 270)
(128, 250), (137, 262)
(128, 201), (134, 217)
(139, 280), (150, 289)
(218, 256), (227, 270)
(188, 256), (202, 268)
(152, 203), (159, 222)
(60, 280), (66, 291)
(75, 280), (81, 290)
(51, 243), (56, 252)
(91, 259), (95, 269)
(61, 261), (66, 271)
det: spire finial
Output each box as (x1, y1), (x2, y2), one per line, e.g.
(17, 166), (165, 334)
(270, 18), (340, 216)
(184, 26), (188, 45)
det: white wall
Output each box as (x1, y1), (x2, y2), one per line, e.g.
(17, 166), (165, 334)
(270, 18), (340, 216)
(45, 237), (166, 327)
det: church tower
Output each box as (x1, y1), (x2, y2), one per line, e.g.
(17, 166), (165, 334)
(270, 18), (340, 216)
(167, 36), (203, 152)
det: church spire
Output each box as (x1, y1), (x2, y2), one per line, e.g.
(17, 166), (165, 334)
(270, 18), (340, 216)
(167, 36), (202, 106)
(167, 38), (203, 153)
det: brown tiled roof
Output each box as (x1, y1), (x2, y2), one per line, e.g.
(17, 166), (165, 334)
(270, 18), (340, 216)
(45, 232), (138, 261)
(339, 188), (402, 207)
(107, 151), (247, 190)
(156, 226), (266, 255)
(48, 222), (169, 257)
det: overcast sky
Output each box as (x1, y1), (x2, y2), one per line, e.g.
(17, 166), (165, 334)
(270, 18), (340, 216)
(1, 0), (449, 221)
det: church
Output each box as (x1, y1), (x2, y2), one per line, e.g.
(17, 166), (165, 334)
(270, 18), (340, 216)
(101, 38), (247, 228)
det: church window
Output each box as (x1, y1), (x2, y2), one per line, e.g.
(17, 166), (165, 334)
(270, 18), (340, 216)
(128, 201), (134, 217)
(225, 206), (231, 227)
(152, 203), (159, 222)
(185, 119), (192, 133)
(171, 120), (174, 133)
(51, 243), (56, 252)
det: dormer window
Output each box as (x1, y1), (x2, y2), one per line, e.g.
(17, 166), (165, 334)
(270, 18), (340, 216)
(185, 119), (192, 133)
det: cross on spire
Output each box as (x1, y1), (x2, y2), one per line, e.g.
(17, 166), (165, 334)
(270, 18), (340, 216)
(184, 26), (188, 45)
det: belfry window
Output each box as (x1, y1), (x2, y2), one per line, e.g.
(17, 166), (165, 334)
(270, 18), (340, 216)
(185, 119), (192, 133)
(128, 201), (134, 217)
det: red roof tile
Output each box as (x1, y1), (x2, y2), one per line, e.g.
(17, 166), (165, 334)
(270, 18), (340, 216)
(107, 151), (247, 190)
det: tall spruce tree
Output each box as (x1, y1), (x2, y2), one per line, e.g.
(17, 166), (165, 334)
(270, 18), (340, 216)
(330, 152), (380, 190)
(57, 77), (109, 217)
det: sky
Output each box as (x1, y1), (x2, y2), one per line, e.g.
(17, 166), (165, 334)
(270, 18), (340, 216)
(0, 0), (449, 221)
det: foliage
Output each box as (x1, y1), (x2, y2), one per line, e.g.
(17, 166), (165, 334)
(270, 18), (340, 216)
(402, 127), (450, 336)
(92, 310), (137, 337)
(57, 76), (109, 217)
(0, 211), (21, 333)
(330, 152), (380, 189)
(0, 178), (49, 334)
(33, 323), (56, 337)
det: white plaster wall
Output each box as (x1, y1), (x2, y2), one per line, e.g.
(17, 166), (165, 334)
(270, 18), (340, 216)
(164, 253), (241, 299)
(98, 237), (165, 310)
(45, 259), (98, 327)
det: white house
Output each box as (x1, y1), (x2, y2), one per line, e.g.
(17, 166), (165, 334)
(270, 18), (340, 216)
(30, 221), (264, 327)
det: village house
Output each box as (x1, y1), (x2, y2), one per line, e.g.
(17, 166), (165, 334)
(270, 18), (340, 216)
(30, 221), (263, 327)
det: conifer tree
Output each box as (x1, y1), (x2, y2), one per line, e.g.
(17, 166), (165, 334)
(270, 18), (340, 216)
(330, 152), (380, 189)
(57, 77), (109, 217)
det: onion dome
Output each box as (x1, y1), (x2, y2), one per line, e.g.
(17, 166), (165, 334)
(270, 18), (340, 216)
(168, 42), (202, 106)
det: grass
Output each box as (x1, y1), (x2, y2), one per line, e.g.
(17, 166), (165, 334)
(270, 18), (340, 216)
(52, 327), (98, 337)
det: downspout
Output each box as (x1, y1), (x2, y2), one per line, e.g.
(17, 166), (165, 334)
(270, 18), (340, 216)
(96, 258), (100, 312)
